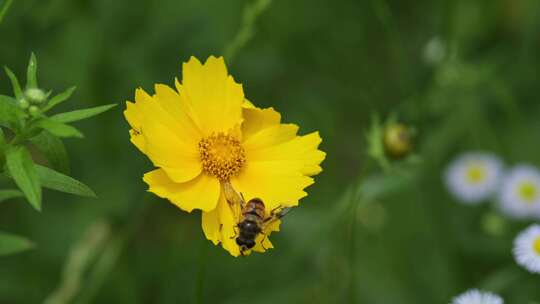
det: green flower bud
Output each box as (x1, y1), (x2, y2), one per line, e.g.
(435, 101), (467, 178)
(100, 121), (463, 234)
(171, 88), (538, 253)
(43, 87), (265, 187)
(25, 88), (47, 104)
(28, 105), (40, 117)
(18, 98), (30, 109)
(383, 123), (413, 159)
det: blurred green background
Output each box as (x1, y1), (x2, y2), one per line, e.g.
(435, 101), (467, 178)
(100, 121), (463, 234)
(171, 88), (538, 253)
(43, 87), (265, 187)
(1, 0), (540, 303)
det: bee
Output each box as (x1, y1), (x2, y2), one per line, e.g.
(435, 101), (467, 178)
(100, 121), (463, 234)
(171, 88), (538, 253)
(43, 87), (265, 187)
(222, 182), (291, 255)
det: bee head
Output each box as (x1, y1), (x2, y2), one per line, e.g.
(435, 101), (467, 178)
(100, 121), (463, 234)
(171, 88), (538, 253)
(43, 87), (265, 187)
(236, 237), (256, 249)
(248, 198), (264, 207)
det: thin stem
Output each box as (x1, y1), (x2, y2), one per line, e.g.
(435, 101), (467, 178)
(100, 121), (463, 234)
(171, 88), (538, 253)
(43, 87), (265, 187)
(76, 193), (150, 304)
(43, 221), (111, 304)
(348, 195), (361, 304)
(223, 0), (273, 63)
(0, 0), (13, 25)
(194, 239), (209, 304)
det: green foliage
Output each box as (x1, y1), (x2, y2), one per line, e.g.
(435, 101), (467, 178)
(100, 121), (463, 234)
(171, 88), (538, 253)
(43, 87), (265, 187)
(2, 1), (540, 303)
(34, 118), (84, 139)
(29, 131), (70, 174)
(51, 104), (117, 124)
(5, 145), (41, 210)
(0, 0), (13, 25)
(0, 189), (23, 203)
(3, 67), (22, 99)
(0, 95), (25, 131)
(0, 230), (33, 256)
(26, 53), (38, 89)
(42, 86), (76, 112)
(35, 165), (96, 198)
(0, 53), (114, 257)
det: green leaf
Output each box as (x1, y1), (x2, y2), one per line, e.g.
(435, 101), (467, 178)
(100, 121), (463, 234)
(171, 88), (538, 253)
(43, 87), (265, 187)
(35, 165), (96, 198)
(0, 95), (25, 131)
(26, 53), (38, 89)
(0, 127), (5, 148)
(3, 67), (22, 100)
(29, 131), (70, 174)
(50, 104), (117, 123)
(0, 189), (23, 203)
(42, 86), (76, 112)
(5, 146), (41, 211)
(0, 231), (34, 256)
(34, 118), (83, 138)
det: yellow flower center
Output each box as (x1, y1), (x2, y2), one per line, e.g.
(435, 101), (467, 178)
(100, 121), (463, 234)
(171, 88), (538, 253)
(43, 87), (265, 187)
(518, 182), (538, 203)
(534, 237), (540, 255)
(465, 164), (486, 184)
(198, 133), (246, 181)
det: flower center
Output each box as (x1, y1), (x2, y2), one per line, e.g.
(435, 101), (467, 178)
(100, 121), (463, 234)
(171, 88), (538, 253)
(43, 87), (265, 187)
(465, 164), (486, 184)
(518, 181), (537, 203)
(534, 236), (540, 255)
(198, 133), (246, 181)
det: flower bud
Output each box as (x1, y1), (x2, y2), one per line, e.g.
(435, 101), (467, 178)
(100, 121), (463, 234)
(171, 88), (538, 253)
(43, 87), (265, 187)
(18, 98), (30, 109)
(24, 88), (47, 104)
(383, 123), (413, 158)
(28, 105), (40, 117)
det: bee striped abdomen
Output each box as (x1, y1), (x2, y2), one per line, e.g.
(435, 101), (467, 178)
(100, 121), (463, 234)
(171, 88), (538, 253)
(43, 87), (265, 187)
(236, 198), (266, 251)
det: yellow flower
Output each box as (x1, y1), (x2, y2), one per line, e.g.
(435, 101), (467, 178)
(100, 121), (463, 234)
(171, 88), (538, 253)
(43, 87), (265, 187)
(124, 56), (325, 256)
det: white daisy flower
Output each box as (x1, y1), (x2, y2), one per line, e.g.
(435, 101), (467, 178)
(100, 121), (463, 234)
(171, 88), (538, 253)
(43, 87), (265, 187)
(513, 224), (540, 273)
(498, 165), (540, 219)
(445, 153), (503, 204)
(451, 289), (503, 304)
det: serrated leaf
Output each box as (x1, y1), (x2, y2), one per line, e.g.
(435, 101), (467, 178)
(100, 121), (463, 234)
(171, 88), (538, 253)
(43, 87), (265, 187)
(34, 118), (83, 138)
(4, 66), (22, 99)
(0, 95), (25, 132)
(0, 231), (34, 256)
(35, 165), (96, 198)
(5, 146), (41, 211)
(0, 189), (23, 203)
(29, 131), (70, 174)
(51, 104), (117, 123)
(42, 86), (76, 112)
(26, 53), (38, 89)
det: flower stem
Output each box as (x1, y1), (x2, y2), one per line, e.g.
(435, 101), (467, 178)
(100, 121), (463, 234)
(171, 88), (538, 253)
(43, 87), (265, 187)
(0, 0), (13, 25)
(43, 221), (111, 304)
(194, 239), (209, 304)
(223, 0), (273, 63)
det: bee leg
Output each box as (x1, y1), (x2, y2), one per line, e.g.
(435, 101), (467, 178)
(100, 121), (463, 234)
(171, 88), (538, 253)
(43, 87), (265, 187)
(259, 235), (268, 251)
(230, 225), (239, 240)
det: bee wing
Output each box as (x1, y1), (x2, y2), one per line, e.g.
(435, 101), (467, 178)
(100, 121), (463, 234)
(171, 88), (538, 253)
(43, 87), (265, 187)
(261, 207), (292, 231)
(221, 181), (244, 222)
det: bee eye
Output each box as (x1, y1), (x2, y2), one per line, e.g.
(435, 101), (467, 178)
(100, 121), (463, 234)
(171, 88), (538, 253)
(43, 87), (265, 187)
(246, 240), (256, 249)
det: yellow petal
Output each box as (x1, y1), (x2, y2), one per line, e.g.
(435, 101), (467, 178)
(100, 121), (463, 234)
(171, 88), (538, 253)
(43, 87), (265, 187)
(248, 131), (326, 176)
(154, 83), (201, 141)
(124, 101), (146, 153)
(134, 89), (202, 183)
(179, 56), (244, 136)
(201, 192), (241, 257)
(252, 218), (281, 253)
(241, 106), (325, 176)
(144, 169), (220, 212)
(243, 99), (256, 108)
(201, 198), (221, 246)
(231, 162), (314, 210)
(129, 129), (146, 153)
(242, 107), (282, 142)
